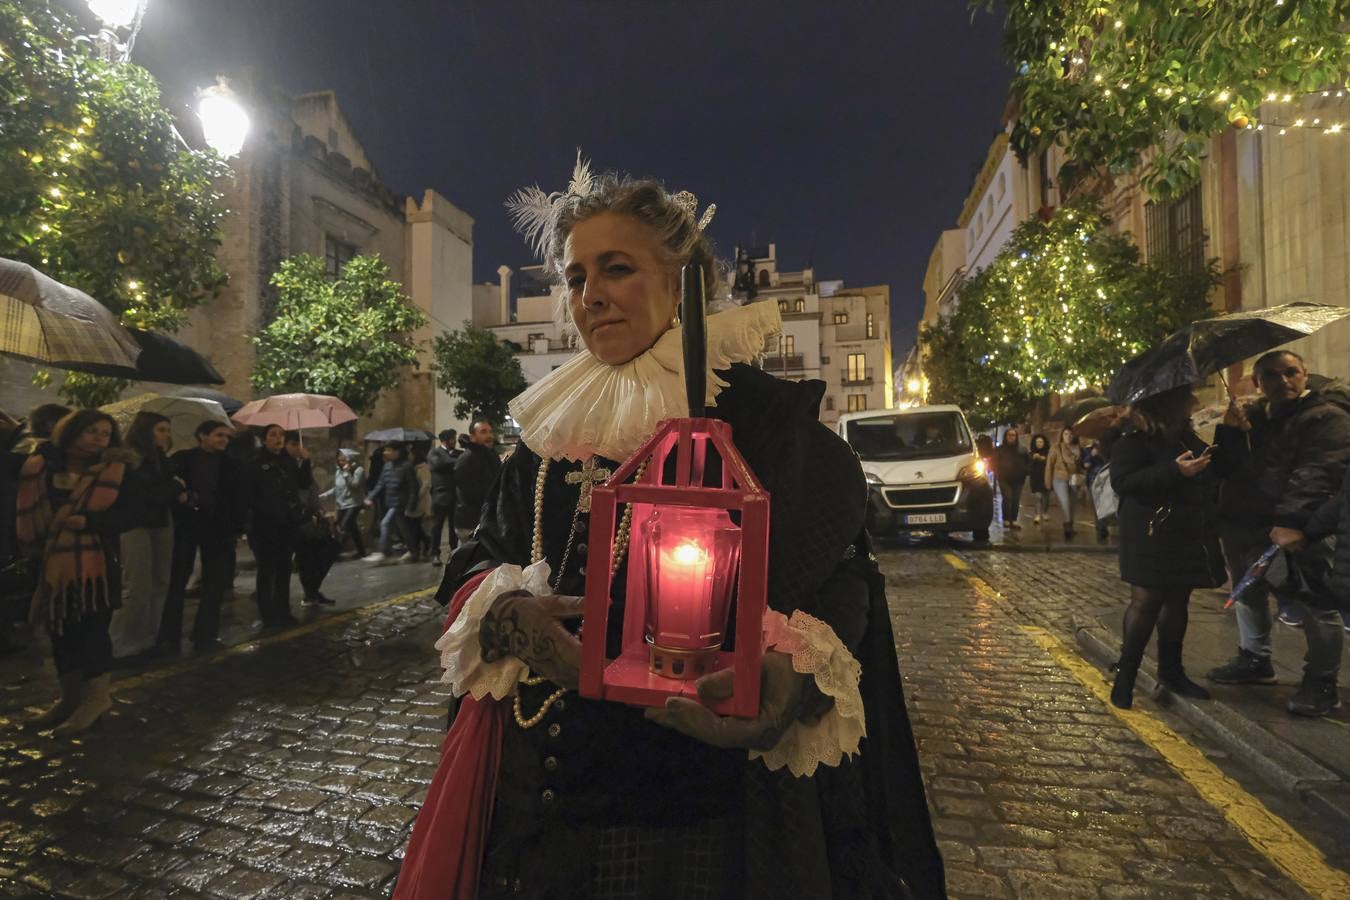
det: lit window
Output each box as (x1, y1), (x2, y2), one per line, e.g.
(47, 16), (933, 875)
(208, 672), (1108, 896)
(847, 394), (867, 412)
(866, 312), (875, 338)
(793, 298), (805, 312)
(833, 311), (848, 325)
(846, 353), (867, 382)
(780, 334), (796, 355)
(778, 299), (789, 313)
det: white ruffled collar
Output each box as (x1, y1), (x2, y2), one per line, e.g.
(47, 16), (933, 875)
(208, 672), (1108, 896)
(509, 301), (782, 462)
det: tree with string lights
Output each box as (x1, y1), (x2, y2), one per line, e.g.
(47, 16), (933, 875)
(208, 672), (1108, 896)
(252, 254), (426, 415)
(981, 0), (1349, 198)
(921, 199), (1219, 423)
(1, 0), (230, 406)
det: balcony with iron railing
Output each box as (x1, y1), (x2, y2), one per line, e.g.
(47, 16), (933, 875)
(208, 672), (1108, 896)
(762, 354), (806, 372)
(841, 367), (874, 386)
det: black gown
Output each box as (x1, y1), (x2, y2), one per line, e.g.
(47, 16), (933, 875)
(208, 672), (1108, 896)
(438, 364), (945, 899)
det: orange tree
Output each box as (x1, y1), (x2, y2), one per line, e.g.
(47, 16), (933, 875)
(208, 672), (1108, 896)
(1, 0), (229, 405)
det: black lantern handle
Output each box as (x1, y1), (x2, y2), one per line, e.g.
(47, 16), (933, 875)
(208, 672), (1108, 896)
(680, 262), (707, 418)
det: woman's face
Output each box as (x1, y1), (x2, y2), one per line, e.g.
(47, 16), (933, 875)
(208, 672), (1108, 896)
(337, 454), (349, 469)
(1005, 429), (1019, 444)
(263, 427), (285, 451)
(74, 420), (112, 455)
(563, 211), (680, 365)
(152, 421), (172, 450)
(1060, 429), (1074, 444)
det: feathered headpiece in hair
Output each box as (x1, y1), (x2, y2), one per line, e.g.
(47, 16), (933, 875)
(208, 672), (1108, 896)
(504, 151), (717, 261)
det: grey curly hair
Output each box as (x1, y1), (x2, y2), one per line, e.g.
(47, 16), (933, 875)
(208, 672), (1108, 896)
(508, 162), (724, 325)
(542, 174), (721, 302)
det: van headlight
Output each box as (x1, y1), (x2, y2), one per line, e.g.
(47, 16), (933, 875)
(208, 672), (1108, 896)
(864, 471), (884, 486)
(957, 459), (986, 481)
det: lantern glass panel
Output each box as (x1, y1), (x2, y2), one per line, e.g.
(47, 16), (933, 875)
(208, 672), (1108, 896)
(641, 506), (741, 679)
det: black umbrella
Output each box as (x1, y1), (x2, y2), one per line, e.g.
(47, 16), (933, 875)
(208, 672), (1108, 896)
(1107, 302), (1350, 405)
(53, 328), (225, 385)
(363, 427), (434, 443)
(1048, 396), (1113, 424)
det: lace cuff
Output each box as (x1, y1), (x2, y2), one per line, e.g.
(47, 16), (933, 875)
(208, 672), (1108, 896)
(434, 561), (553, 700)
(751, 609), (866, 777)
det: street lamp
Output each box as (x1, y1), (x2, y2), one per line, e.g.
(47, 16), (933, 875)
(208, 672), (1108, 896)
(906, 378), (921, 395)
(197, 81), (250, 158)
(86, 0), (143, 28)
(86, 0), (146, 62)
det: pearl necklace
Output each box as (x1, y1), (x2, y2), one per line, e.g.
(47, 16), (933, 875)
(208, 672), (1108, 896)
(516, 454), (646, 729)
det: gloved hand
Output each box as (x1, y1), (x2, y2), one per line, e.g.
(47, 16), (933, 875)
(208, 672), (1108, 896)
(643, 650), (831, 751)
(479, 590), (585, 689)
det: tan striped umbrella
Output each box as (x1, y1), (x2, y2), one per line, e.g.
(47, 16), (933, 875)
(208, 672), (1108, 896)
(0, 257), (141, 371)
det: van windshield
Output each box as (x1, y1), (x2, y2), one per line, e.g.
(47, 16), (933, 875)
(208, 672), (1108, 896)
(845, 412), (972, 461)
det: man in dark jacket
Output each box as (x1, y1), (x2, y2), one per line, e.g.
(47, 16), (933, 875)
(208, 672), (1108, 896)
(453, 420), (501, 543)
(426, 429), (461, 566)
(1208, 351), (1350, 716)
(364, 444), (419, 563)
(992, 429), (1028, 529)
(160, 420), (244, 653)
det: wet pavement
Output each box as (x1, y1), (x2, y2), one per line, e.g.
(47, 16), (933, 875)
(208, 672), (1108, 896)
(2, 532), (1348, 897)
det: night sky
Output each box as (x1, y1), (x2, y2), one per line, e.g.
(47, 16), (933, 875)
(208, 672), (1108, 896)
(112, 0), (1012, 354)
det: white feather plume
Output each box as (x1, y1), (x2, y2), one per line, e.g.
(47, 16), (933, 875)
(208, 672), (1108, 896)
(567, 149), (594, 198)
(504, 184), (559, 261)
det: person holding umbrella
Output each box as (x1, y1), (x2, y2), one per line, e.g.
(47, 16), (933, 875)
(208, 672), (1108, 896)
(364, 443), (419, 564)
(244, 424), (311, 627)
(1108, 385), (1226, 709)
(1206, 351), (1350, 716)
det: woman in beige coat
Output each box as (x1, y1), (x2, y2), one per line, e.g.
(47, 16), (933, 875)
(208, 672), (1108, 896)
(1044, 427), (1083, 540)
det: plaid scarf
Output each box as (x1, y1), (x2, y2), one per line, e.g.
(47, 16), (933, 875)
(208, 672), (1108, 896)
(16, 449), (128, 634)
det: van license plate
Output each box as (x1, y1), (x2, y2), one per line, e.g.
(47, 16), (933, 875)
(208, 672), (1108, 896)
(905, 513), (947, 525)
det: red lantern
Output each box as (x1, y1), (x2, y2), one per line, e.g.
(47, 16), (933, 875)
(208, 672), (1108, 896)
(579, 417), (769, 718)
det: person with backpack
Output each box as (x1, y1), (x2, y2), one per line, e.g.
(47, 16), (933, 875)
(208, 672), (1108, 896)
(1206, 353), (1350, 716)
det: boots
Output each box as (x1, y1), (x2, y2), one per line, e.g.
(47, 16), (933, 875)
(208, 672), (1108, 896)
(52, 673), (112, 736)
(1156, 640), (1210, 701)
(1110, 660), (1139, 709)
(29, 672), (84, 728)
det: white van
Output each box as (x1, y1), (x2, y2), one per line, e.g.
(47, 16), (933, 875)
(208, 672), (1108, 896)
(837, 405), (994, 541)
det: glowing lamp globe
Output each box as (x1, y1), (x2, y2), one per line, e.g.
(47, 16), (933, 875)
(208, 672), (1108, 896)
(198, 84), (250, 158)
(86, 0), (143, 28)
(579, 418), (769, 718)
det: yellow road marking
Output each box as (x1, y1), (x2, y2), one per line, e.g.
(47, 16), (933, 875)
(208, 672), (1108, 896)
(941, 552), (969, 571)
(942, 554), (1350, 900)
(114, 586), (437, 692)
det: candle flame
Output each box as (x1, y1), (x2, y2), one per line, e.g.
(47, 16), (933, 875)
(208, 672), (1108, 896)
(671, 541), (706, 565)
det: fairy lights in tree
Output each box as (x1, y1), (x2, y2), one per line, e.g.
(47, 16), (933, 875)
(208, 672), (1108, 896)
(921, 199), (1219, 424)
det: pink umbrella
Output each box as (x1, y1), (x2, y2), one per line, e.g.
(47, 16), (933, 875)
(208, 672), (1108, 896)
(231, 393), (357, 431)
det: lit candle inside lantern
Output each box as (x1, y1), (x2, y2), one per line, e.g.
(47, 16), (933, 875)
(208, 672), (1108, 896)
(642, 507), (741, 679)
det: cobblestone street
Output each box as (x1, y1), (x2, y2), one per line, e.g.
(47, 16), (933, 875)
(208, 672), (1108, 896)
(1, 548), (1348, 898)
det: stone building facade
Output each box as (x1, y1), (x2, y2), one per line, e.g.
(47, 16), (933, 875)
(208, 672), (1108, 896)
(179, 80), (475, 436)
